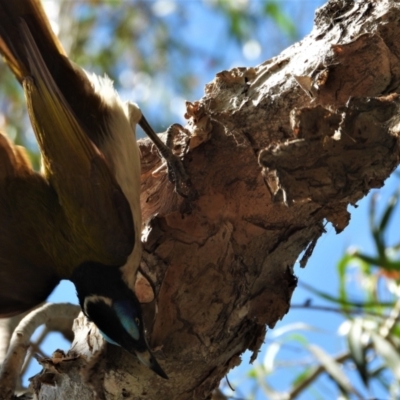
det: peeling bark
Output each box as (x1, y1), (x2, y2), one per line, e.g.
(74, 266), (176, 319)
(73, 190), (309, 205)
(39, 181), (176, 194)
(30, 1), (400, 399)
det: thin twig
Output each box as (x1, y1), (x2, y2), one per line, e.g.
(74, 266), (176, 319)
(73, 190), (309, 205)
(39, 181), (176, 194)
(287, 350), (351, 399)
(0, 303), (80, 400)
(291, 304), (395, 319)
(20, 326), (49, 378)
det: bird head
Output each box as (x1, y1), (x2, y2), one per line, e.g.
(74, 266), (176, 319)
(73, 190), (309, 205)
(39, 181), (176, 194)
(70, 262), (168, 379)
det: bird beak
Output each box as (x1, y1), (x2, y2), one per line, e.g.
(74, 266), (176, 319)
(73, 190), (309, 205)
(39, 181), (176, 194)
(136, 348), (169, 379)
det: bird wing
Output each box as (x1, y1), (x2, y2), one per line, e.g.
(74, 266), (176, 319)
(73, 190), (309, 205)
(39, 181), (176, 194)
(0, 111), (134, 315)
(0, 61), (135, 315)
(20, 21), (135, 276)
(0, 2), (136, 268)
(0, 3), (136, 316)
(0, 133), (60, 317)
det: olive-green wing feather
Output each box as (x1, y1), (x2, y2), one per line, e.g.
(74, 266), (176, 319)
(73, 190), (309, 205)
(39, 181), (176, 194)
(20, 22), (134, 276)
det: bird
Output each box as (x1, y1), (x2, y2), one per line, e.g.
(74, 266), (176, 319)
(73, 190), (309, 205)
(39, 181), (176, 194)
(0, 0), (172, 379)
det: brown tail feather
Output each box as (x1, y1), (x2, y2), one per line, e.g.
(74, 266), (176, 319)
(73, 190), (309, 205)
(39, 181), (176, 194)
(0, 0), (66, 82)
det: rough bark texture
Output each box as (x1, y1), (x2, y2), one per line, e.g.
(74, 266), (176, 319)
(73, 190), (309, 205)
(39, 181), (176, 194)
(30, 1), (400, 399)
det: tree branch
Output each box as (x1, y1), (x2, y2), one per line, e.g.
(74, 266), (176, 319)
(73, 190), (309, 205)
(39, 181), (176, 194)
(0, 303), (79, 400)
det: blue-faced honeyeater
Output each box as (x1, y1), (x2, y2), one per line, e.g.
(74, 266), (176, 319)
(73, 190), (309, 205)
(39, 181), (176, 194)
(0, 0), (170, 379)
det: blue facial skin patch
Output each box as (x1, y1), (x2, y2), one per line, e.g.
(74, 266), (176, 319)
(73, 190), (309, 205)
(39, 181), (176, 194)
(113, 300), (140, 341)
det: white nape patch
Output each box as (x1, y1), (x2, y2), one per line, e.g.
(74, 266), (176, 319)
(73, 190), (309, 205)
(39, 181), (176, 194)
(127, 102), (142, 125)
(84, 70), (143, 291)
(84, 295), (112, 316)
(83, 71), (119, 109)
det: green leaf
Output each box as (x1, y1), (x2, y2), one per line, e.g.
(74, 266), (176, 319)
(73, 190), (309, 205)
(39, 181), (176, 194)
(285, 333), (310, 346)
(368, 189), (400, 264)
(371, 332), (400, 381)
(355, 252), (400, 272)
(379, 190), (399, 232)
(347, 319), (369, 387)
(247, 367), (257, 378)
(337, 253), (353, 312)
(263, 342), (281, 373)
(300, 281), (394, 308)
(372, 228), (387, 261)
(270, 322), (319, 338)
(264, 1), (296, 38)
(369, 364), (387, 378)
(308, 345), (357, 395)
(390, 325), (400, 339)
(369, 193), (378, 232)
(291, 367), (313, 386)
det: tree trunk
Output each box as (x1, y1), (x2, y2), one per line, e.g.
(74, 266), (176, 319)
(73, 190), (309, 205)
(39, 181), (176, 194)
(28, 0), (400, 398)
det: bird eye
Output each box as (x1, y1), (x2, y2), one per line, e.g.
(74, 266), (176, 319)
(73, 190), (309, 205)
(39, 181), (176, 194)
(135, 317), (140, 326)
